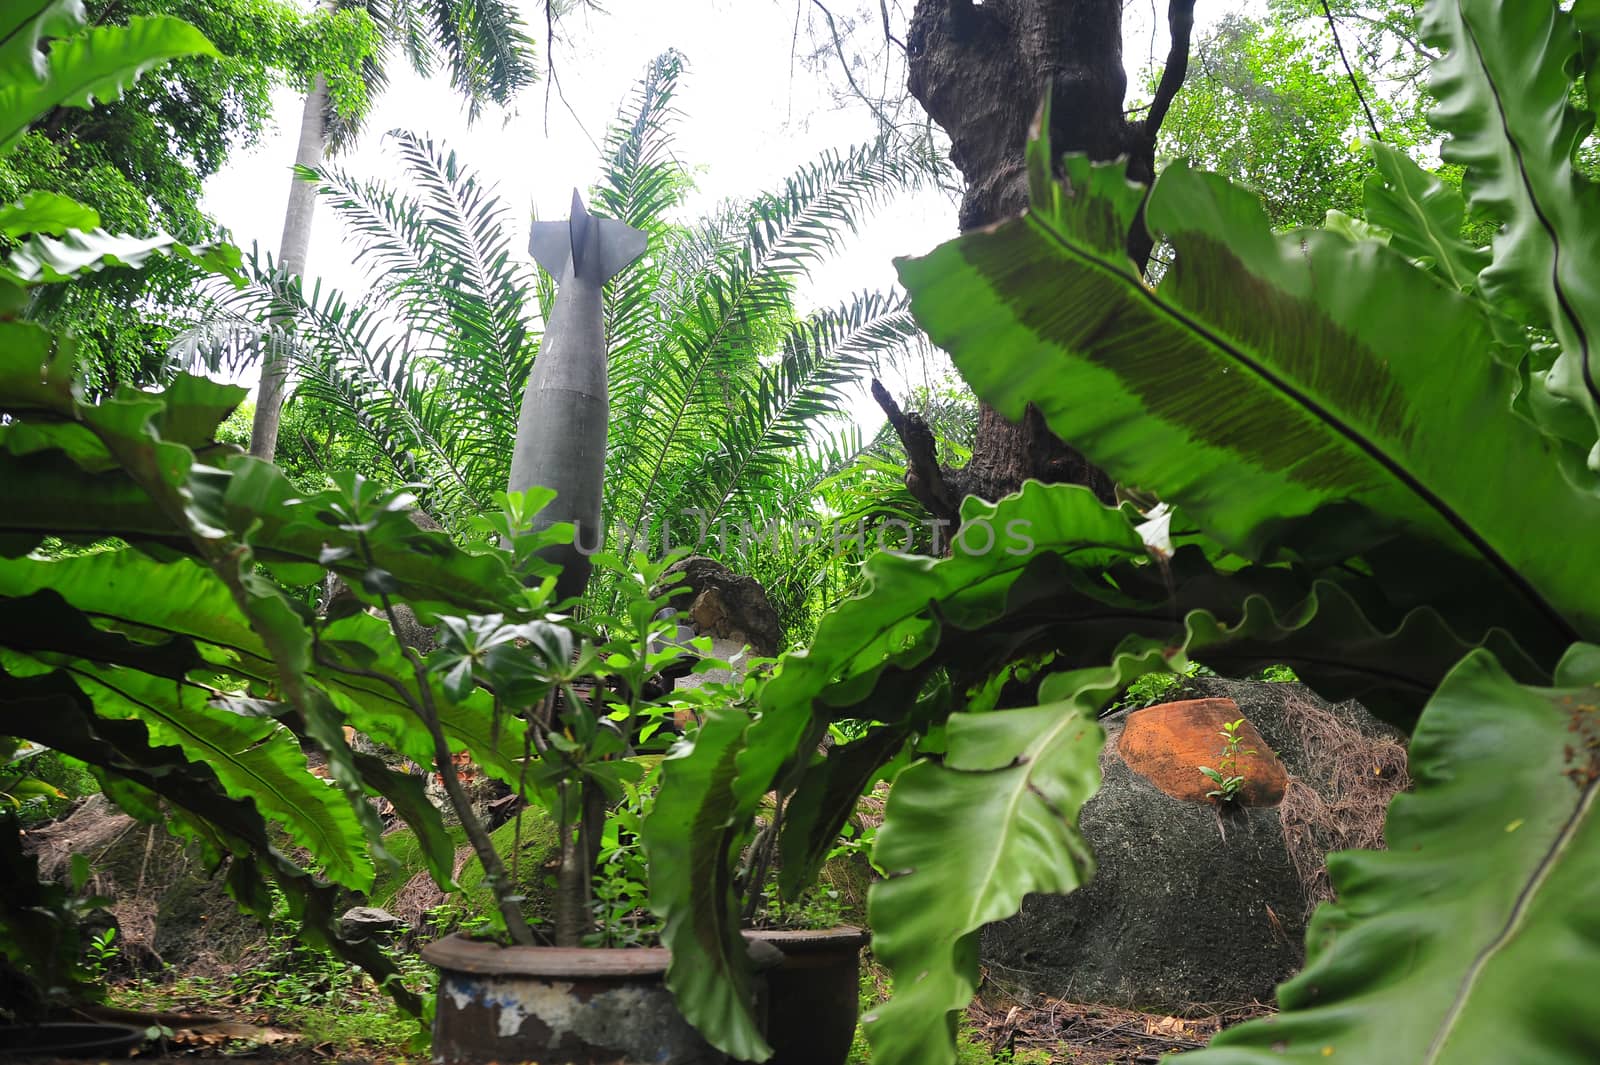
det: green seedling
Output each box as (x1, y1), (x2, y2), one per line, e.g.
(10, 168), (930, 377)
(1199, 718), (1257, 803)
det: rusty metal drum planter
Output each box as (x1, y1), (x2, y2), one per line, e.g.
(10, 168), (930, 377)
(743, 925), (870, 1065)
(422, 933), (779, 1065)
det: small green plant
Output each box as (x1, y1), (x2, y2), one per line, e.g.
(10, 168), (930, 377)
(1112, 660), (1216, 714)
(1256, 663), (1299, 683)
(1118, 671), (1183, 711)
(587, 772), (658, 949)
(84, 928), (119, 981)
(421, 897), (494, 940)
(1199, 718), (1257, 803)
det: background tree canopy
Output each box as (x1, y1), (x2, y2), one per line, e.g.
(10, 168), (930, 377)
(0, 0), (376, 392)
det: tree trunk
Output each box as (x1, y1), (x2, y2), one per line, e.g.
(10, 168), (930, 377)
(249, 75), (327, 461)
(900, 0), (1177, 507)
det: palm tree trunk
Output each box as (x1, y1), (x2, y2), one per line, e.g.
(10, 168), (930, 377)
(249, 75), (327, 461)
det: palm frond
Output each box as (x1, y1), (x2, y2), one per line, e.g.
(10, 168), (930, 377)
(420, 0), (539, 119)
(201, 247), (493, 522)
(369, 132), (534, 461)
(298, 162), (436, 300)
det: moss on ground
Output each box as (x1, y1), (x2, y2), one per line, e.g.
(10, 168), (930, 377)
(369, 806), (561, 929)
(459, 814), (561, 925)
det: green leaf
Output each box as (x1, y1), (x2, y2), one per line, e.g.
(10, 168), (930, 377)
(0, 191), (99, 238)
(0, 0), (85, 81)
(352, 752), (456, 889)
(0, 675), (419, 1015)
(775, 721), (914, 900)
(1577, 0), (1600, 98)
(4, 778), (65, 802)
(1422, 0), (1600, 462)
(1363, 142), (1488, 295)
(0, 648), (374, 891)
(0, 15), (220, 154)
(895, 151), (1600, 646)
(645, 704), (769, 1061)
(0, 550), (528, 788)
(1, 228), (241, 285)
(862, 650), (1165, 1065)
(1182, 644), (1600, 1063)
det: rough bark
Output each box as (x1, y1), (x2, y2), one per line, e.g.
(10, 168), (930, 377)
(249, 75), (327, 461)
(888, 0), (1195, 510)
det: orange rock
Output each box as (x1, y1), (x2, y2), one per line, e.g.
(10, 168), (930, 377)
(1116, 698), (1287, 806)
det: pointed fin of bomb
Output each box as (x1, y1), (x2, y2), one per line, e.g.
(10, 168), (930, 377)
(529, 189), (647, 283)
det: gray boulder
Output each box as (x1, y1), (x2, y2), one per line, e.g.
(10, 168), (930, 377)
(980, 678), (1407, 1013)
(339, 905), (403, 940)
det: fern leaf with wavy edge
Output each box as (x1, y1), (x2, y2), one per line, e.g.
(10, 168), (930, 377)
(0, 191), (99, 238)
(1359, 143), (1600, 453)
(0, 361), (524, 897)
(865, 653), (1175, 1065)
(0, 14), (218, 152)
(0, 647), (374, 890)
(1181, 644), (1600, 1064)
(1364, 142), (1489, 296)
(61, 383), (405, 868)
(0, 673), (420, 1014)
(1423, 0), (1600, 463)
(896, 144), (1600, 647)
(0, 1), (85, 81)
(646, 704), (771, 1061)
(0, 551), (530, 791)
(2, 228), (240, 285)
(1578, 1), (1600, 96)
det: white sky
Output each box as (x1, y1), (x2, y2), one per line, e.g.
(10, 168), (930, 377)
(202, 0), (1238, 424)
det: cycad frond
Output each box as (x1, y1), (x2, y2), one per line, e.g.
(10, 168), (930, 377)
(297, 162), (436, 299)
(380, 131), (534, 455)
(698, 289), (919, 527)
(203, 244), (495, 523)
(217, 52), (931, 632)
(609, 136), (938, 552)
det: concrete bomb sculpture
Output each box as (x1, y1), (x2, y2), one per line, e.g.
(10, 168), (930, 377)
(508, 190), (648, 601)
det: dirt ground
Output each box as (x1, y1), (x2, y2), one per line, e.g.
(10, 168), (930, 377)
(16, 992), (1273, 1065)
(966, 987), (1273, 1064)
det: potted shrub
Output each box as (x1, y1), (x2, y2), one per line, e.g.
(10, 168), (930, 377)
(2, 383), (780, 1062)
(398, 545), (782, 1065)
(738, 842), (871, 1065)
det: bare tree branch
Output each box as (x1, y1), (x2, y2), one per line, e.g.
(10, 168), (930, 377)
(1320, 0), (1384, 141)
(879, 0), (907, 52)
(871, 377), (961, 525)
(1144, 0), (1197, 141)
(811, 0), (900, 132)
